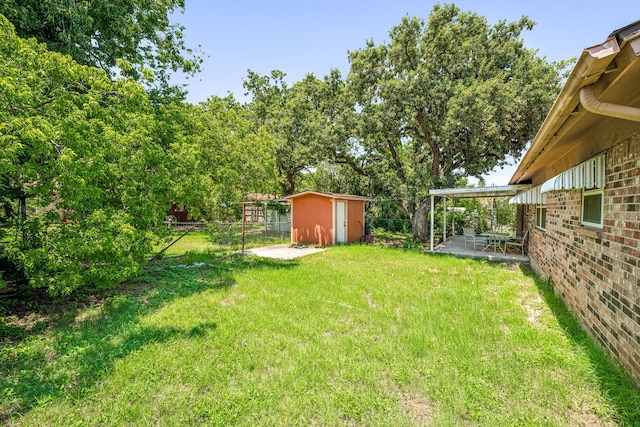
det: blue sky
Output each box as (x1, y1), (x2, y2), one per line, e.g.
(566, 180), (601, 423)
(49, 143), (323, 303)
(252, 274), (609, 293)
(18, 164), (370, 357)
(171, 1), (638, 184)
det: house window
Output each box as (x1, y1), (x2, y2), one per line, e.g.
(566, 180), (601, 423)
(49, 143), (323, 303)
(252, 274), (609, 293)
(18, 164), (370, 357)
(582, 189), (603, 228)
(536, 205), (546, 230)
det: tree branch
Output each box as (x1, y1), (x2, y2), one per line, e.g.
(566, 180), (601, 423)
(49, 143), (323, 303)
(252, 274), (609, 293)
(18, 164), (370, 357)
(332, 155), (369, 177)
(415, 110), (444, 180)
(385, 137), (407, 184)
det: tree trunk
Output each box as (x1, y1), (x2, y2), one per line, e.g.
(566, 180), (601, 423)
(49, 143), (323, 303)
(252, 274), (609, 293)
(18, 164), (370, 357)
(279, 181), (292, 197)
(279, 170), (296, 196)
(18, 195), (28, 246)
(409, 199), (431, 243)
(18, 196), (27, 221)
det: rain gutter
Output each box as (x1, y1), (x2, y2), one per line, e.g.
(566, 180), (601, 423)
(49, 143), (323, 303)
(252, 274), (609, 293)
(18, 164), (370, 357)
(509, 37), (620, 185)
(579, 84), (640, 123)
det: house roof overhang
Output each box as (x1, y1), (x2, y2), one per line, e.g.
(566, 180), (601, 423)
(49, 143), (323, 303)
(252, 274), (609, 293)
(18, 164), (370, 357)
(509, 20), (640, 187)
(284, 190), (372, 202)
(429, 184), (531, 199)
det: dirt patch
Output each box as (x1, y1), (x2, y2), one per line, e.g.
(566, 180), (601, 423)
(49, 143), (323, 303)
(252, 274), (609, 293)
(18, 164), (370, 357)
(519, 291), (544, 325)
(220, 291), (245, 307)
(73, 298), (108, 324)
(395, 304), (403, 319)
(568, 398), (617, 427)
(1, 280), (158, 344)
(401, 392), (434, 425)
(365, 292), (378, 309)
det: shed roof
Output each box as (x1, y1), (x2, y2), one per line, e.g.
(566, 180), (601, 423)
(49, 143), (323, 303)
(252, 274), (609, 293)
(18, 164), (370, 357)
(509, 20), (640, 186)
(284, 190), (372, 202)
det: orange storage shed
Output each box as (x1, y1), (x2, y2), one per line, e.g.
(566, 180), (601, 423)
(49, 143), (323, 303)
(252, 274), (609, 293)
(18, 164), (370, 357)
(285, 191), (371, 245)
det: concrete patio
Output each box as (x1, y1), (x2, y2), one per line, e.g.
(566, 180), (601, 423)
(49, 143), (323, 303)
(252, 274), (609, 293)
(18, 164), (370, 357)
(246, 244), (326, 260)
(432, 235), (529, 263)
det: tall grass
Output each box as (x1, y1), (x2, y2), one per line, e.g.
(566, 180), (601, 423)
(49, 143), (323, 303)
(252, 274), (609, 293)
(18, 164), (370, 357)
(1, 246), (638, 426)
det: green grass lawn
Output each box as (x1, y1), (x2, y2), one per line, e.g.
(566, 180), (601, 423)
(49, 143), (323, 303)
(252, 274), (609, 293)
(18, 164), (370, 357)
(1, 246), (639, 426)
(151, 229), (290, 257)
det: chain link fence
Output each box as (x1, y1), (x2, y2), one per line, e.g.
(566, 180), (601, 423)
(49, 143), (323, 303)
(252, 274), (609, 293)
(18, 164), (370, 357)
(151, 220), (291, 259)
(369, 217), (412, 234)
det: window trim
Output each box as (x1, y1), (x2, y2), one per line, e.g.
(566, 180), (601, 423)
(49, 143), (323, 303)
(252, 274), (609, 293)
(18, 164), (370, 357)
(581, 188), (604, 228)
(535, 204), (546, 230)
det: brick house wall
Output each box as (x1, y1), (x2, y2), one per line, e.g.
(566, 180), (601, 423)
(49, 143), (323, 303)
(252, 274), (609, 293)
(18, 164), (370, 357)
(524, 134), (640, 385)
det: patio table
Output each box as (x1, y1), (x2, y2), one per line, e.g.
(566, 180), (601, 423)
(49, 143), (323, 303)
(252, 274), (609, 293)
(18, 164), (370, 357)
(479, 232), (510, 253)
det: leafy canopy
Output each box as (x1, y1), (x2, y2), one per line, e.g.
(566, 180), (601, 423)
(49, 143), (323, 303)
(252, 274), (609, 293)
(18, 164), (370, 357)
(0, 14), (170, 294)
(162, 96), (277, 218)
(244, 70), (327, 195)
(340, 3), (564, 238)
(0, 0), (202, 96)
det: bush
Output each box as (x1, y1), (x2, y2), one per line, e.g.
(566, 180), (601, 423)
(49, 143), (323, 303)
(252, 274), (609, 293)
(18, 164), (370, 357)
(4, 211), (155, 296)
(0, 17), (168, 296)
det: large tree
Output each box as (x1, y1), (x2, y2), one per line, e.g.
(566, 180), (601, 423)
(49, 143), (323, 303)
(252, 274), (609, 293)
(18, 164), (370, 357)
(160, 96), (277, 218)
(0, 15), (170, 295)
(343, 3), (564, 240)
(0, 0), (201, 96)
(244, 70), (326, 195)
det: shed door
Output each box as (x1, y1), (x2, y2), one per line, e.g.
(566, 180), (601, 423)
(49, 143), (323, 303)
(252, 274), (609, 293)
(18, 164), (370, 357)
(336, 201), (347, 243)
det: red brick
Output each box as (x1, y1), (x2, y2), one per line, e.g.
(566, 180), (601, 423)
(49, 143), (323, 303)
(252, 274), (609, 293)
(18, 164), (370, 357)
(523, 137), (640, 386)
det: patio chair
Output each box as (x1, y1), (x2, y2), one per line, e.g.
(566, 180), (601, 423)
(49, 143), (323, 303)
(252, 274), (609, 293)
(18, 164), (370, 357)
(505, 230), (528, 255)
(463, 227), (482, 251)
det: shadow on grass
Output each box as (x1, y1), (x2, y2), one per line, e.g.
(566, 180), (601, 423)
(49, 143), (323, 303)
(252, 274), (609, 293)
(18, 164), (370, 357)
(374, 245), (639, 423)
(519, 265), (640, 426)
(0, 252), (297, 423)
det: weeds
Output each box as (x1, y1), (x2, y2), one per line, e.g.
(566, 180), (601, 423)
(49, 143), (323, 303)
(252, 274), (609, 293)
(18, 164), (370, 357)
(2, 246), (638, 426)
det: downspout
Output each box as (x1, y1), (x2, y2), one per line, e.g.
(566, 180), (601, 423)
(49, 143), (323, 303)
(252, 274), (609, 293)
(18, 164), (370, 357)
(579, 85), (640, 122)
